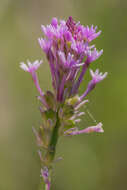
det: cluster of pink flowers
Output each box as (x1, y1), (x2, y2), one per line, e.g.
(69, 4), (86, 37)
(38, 17), (107, 101)
(20, 17), (107, 104)
(20, 17), (107, 190)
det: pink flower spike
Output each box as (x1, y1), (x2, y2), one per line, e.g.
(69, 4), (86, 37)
(74, 99), (89, 110)
(20, 60), (49, 108)
(51, 17), (58, 28)
(20, 60), (42, 73)
(86, 48), (103, 63)
(65, 122), (104, 136)
(90, 69), (108, 83)
(80, 69), (107, 100)
(83, 122), (104, 133)
(38, 38), (52, 54)
(41, 167), (51, 190)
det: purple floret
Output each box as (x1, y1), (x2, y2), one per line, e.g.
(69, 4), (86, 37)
(38, 17), (105, 102)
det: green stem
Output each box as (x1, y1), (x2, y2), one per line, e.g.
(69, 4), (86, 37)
(39, 111), (60, 190)
(46, 112), (60, 163)
(39, 180), (44, 190)
(39, 179), (50, 190)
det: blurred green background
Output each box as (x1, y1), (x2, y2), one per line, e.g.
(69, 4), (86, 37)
(0, 0), (127, 189)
